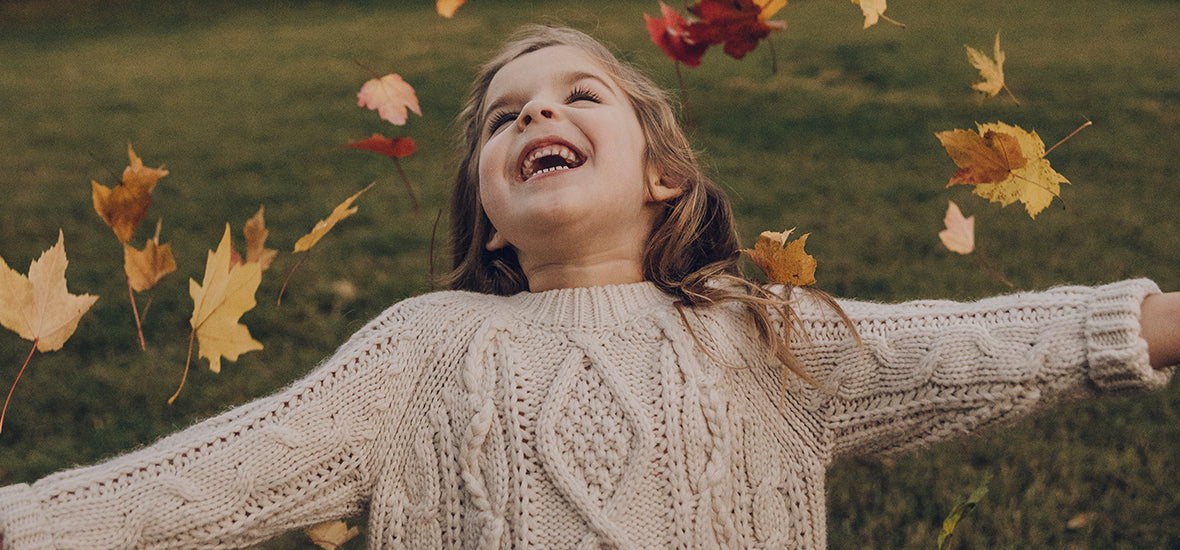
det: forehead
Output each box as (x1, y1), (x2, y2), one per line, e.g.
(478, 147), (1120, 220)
(484, 45), (616, 106)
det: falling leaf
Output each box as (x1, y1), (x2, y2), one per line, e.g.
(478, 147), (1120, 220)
(92, 143), (168, 243)
(938, 201), (975, 255)
(966, 32), (1015, 102)
(754, 0), (787, 20)
(851, 0), (904, 28)
(687, 0), (787, 60)
(742, 228), (817, 286)
(189, 225), (263, 375)
(123, 221), (177, 292)
(0, 231), (98, 352)
(294, 183), (375, 253)
(645, 2), (710, 67)
(936, 122), (1069, 218)
(304, 520), (360, 550)
(938, 481), (989, 550)
(244, 206), (278, 271)
(436, 0), (465, 17)
(357, 74), (422, 126)
(347, 134), (417, 159)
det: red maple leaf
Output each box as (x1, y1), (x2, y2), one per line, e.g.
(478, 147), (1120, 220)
(688, 0), (786, 60)
(645, 2), (709, 67)
(347, 134), (418, 159)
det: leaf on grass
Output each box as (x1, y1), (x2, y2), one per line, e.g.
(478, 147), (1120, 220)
(966, 32), (1011, 100)
(190, 225), (263, 374)
(938, 481), (989, 550)
(0, 231), (98, 352)
(348, 134), (417, 159)
(645, 2), (710, 67)
(92, 143), (168, 243)
(742, 228), (817, 286)
(938, 201), (975, 255)
(436, 0), (465, 17)
(304, 520), (360, 550)
(357, 74), (422, 126)
(124, 220), (177, 292)
(244, 206), (278, 271)
(294, 183), (375, 253)
(935, 121), (1069, 218)
(851, 0), (903, 28)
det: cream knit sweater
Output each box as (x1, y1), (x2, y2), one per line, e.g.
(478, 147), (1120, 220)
(0, 280), (1171, 549)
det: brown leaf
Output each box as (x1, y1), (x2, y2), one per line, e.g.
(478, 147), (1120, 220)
(937, 121), (1069, 218)
(304, 520), (360, 550)
(123, 220), (178, 292)
(436, 0), (466, 17)
(92, 143), (168, 242)
(244, 206), (278, 271)
(742, 228), (817, 286)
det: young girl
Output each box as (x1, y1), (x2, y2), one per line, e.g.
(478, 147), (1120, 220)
(0, 25), (1177, 549)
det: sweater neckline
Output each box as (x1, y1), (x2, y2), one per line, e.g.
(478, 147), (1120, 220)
(506, 282), (673, 328)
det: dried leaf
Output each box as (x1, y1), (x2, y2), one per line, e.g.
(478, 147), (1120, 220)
(190, 225), (263, 374)
(294, 183), (375, 253)
(304, 520), (360, 550)
(0, 231), (97, 352)
(936, 122), (1069, 218)
(645, 2), (709, 67)
(966, 32), (1011, 100)
(124, 221), (177, 292)
(742, 228), (817, 286)
(357, 74), (422, 126)
(436, 0), (465, 17)
(244, 206), (278, 271)
(92, 143), (168, 243)
(939, 481), (989, 550)
(938, 201), (975, 255)
(852, 0), (903, 28)
(347, 134), (417, 159)
(687, 0), (787, 60)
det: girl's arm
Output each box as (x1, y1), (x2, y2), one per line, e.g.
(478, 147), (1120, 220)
(1140, 292), (1180, 369)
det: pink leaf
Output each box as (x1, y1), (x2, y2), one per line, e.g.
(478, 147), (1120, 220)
(357, 74), (422, 126)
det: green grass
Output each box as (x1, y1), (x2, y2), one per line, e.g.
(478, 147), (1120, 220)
(0, 0), (1178, 547)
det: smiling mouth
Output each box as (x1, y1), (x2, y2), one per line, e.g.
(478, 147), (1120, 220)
(520, 144), (586, 180)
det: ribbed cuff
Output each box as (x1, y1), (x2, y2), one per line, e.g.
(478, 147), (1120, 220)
(1086, 279), (1174, 392)
(0, 483), (52, 549)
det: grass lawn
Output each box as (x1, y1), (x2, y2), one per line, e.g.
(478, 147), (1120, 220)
(0, 0), (1178, 547)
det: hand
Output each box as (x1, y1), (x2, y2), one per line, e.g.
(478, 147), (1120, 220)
(1141, 292), (1180, 369)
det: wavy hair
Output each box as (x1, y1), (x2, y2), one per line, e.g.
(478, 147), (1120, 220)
(445, 25), (850, 382)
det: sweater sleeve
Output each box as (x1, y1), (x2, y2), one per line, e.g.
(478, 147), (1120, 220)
(0, 299), (424, 549)
(796, 279), (1174, 462)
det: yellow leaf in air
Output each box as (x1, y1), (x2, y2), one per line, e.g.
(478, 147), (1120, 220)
(966, 32), (1013, 101)
(755, 0), (787, 20)
(124, 220), (177, 292)
(436, 0), (466, 18)
(294, 183), (375, 253)
(742, 228), (817, 286)
(936, 122), (1069, 218)
(190, 225), (263, 374)
(92, 143), (168, 243)
(851, 0), (902, 28)
(304, 520), (361, 550)
(244, 206), (278, 271)
(938, 201), (975, 255)
(0, 231), (98, 352)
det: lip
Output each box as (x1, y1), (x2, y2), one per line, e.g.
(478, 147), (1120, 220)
(514, 136), (586, 183)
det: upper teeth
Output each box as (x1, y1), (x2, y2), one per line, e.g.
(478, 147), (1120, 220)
(521, 145), (581, 180)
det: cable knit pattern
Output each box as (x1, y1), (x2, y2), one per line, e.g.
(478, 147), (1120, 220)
(0, 279), (1170, 549)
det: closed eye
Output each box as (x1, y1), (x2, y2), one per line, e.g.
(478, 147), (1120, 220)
(566, 86), (602, 104)
(487, 110), (518, 134)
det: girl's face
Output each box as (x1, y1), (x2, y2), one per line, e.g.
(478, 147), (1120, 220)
(476, 45), (678, 275)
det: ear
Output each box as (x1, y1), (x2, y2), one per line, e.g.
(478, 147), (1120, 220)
(646, 169), (684, 203)
(486, 230), (510, 251)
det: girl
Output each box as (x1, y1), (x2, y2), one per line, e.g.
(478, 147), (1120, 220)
(0, 25), (1177, 549)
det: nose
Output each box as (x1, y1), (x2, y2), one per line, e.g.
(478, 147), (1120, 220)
(515, 101), (557, 130)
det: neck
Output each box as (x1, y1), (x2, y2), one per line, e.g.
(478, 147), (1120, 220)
(519, 253), (646, 292)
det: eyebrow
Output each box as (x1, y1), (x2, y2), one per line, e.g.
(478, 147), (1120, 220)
(482, 70), (613, 124)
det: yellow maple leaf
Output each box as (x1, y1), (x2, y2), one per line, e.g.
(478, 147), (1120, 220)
(436, 0), (466, 18)
(742, 228), (817, 286)
(0, 231), (98, 352)
(851, 0), (903, 28)
(938, 201), (975, 255)
(244, 206), (278, 271)
(189, 225), (263, 374)
(966, 32), (1016, 103)
(124, 219), (177, 292)
(294, 183), (375, 253)
(92, 143), (168, 243)
(755, 0), (787, 20)
(304, 520), (360, 550)
(936, 121), (1069, 218)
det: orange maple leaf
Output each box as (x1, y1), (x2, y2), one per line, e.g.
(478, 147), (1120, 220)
(304, 520), (360, 550)
(124, 219), (177, 292)
(92, 143), (168, 243)
(742, 228), (817, 286)
(244, 206), (278, 271)
(935, 121), (1070, 218)
(294, 183), (375, 253)
(436, 0), (466, 17)
(357, 74), (422, 126)
(938, 201), (975, 255)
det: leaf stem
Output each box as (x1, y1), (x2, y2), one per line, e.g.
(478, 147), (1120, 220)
(0, 339), (38, 434)
(393, 158), (420, 214)
(428, 208), (443, 292)
(277, 255), (306, 306)
(128, 277), (147, 351)
(168, 330), (195, 405)
(674, 62), (694, 133)
(1044, 120), (1093, 157)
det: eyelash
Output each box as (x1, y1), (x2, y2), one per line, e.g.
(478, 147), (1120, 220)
(486, 86), (604, 134)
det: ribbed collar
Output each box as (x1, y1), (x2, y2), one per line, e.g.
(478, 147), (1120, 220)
(505, 282), (674, 329)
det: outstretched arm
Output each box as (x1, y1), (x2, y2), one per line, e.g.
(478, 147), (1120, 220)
(1142, 292), (1180, 369)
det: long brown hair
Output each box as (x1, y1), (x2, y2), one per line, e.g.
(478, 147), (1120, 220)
(446, 25), (849, 382)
